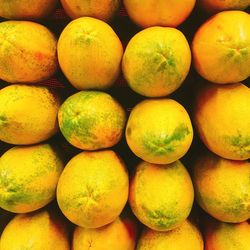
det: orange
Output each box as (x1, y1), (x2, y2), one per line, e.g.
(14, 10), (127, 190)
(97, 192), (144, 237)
(129, 160), (194, 231)
(126, 99), (193, 164)
(199, 0), (250, 14)
(204, 219), (250, 250)
(57, 150), (129, 228)
(58, 17), (123, 90)
(137, 219), (204, 250)
(58, 90), (126, 150)
(0, 144), (64, 213)
(0, 84), (60, 145)
(192, 151), (250, 223)
(193, 83), (250, 160)
(60, 0), (121, 21)
(0, 0), (57, 20)
(124, 0), (196, 28)
(192, 11), (250, 84)
(122, 27), (191, 97)
(0, 209), (70, 250)
(0, 21), (58, 84)
(72, 216), (138, 250)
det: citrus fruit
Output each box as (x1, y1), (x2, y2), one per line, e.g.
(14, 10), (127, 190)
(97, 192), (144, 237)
(0, 144), (64, 213)
(137, 219), (204, 250)
(122, 27), (191, 97)
(126, 99), (193, 164)
(192, 151), (250, 223)
(0, 0), (57, 20)
(0, 209), (70, 250)
(204, 219), (250, 250)
(192, 10), (250, 84)
(0, 21), (58, 84)
(193, 83), (250, 160)
(73, 216), (138, 250)
(60, 0), (121, 21)
(58, 17), (123, 90)
(0, 84), (60, 145)
(124, 0), (196, 28)
(129, 160), (194, 231)
(58, 90), (126, 150)
(57, 150), (129, 228)
(199, 0), (250, 14)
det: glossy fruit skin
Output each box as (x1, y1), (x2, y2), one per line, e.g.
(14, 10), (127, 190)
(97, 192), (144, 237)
(57, 150), (129, 228)
(0, 0), (58, 20)
(0, 84), (60, 145)
(60, 0), (121, 21)
(192, 11), (250, 84)
(0, 21), (58, 84)
(192, 151), (250, 223)
(0, 210), (70, 250)
(137, 220), (204, 250)
(126, 98), (193, 164)
(57, 17), (123, 90)
(122, 27), (191, 97)
(129, 160), (194, 231)
(124, 0), (196, 28)
(193, 83), (250, 160)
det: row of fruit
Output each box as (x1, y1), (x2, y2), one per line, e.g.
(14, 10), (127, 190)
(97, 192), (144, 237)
(0, 0), (250, 250)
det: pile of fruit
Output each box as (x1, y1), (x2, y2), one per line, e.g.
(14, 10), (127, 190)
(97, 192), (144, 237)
(0, 0), (249, 249)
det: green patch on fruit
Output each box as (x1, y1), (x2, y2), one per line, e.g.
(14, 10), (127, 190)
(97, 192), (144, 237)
(224, 132), (250, 158)
(0, 114), (8, 127)
(142, 205), (179, 230)
(142, 124), (190, 155)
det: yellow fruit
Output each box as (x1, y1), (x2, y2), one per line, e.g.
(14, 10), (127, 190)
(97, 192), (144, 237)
(57, 150), (129, 228)
(129, 161), (194, 231)
(199, 0), (250, 13)
(126, 99), (193, 164)
(60, 0), (121, 21)
(192, 151), (250, 223)
(0, 209), (70, 250)
(204, 219), (250, 250)
(0, 84), (60, 145)
(72, 216), (138, 250)
(0, 144), (64, 213)
(137, 219), (204, 250)
(58, 17), (123, 90)
(122, 27), (191, 97)
(0, 0), (57, 20)
(192, 11), (250, 84)
(58, 90), (126, 150)
(124, 0), (196, 28)
(0, 21), (58, 84)
(193, 83), (250, 160)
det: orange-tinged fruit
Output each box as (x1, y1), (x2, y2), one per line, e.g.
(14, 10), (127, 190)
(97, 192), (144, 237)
(0, 84), (60, 145)
(57, 150), (129, 228)
(60, 0), (121, 21)
(126, 99), (193, 164)
(129, 161), (194, 231)
(199, 0), (250, 14)
(72, 216), (138, 250)
(124, 0), (196, 28)
(58, 90), (126, 150)
(193, 83), (250, 160)
(204, 219), (250, 250)
(0, 0), (58, 20)
(0, 144), (64, 213)
(122, 27), (191, 97)
(0, 21), (58, 84)
(58, 17), (123, 90)
(137, 219), (204, 250)
(0, 209), (70, 250)
(192, 11), (250, 84)
(192, 152), (250, 223)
